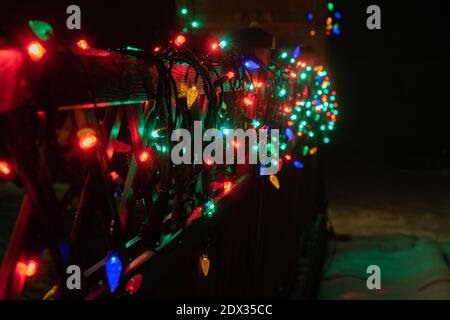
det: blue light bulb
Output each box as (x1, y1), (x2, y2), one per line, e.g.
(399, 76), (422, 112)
(293, 161), (304, 169)
(285, 128), (294, 141)
(259, 165), (265, 176)
(106, 253), (122, 293)
(293, 46), (301, 59)
(243, 60), (260, 70)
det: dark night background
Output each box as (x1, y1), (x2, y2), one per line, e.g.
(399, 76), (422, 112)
(329, 0), (450, 168)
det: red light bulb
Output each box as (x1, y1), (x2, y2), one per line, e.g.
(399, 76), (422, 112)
(125, 274), (143, 295)
(27, 42), (46, 61)
(80, 134), (97, 150)
(138, 151), (150, 163)
(77, 128), (98, 150)
(16, 261), (26, 277)
(25, 260), (38, 277)
(77, 39), (90, 50)
(211, 42), (219, 51)
(252, 81), (263, 89)
(243, 97), (253, 107)
(0, 161), (11, 176)
(110, 171), (120, 181)
(174, 34), (186, 47)
(16, 260), (38, 277)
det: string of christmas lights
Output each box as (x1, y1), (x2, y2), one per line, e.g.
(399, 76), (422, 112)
(306, 1), (343, 37)
(0, 18), (339, 299)
(176, 1), (342, 37)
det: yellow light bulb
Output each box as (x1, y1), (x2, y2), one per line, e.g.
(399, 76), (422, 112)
(269, 175), (280, 189)
(200, 254), (210, 277)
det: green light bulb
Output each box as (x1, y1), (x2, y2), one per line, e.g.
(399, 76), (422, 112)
(126, 46), (141, 52)
(28, 20), (54, 41)
(219, 40), (228, 48)
(180, 8), (188, 15)
(151, 130), (159, 138)
(251, 120), (261, 128)
(191, 21), (199, 28)
(303, 146), (309, 157)
(205, 200), (216, 218)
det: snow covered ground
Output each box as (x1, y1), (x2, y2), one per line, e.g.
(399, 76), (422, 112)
(319, 154), (450, 299)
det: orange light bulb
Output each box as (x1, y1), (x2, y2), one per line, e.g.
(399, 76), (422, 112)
(224, 181), (232, 193)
